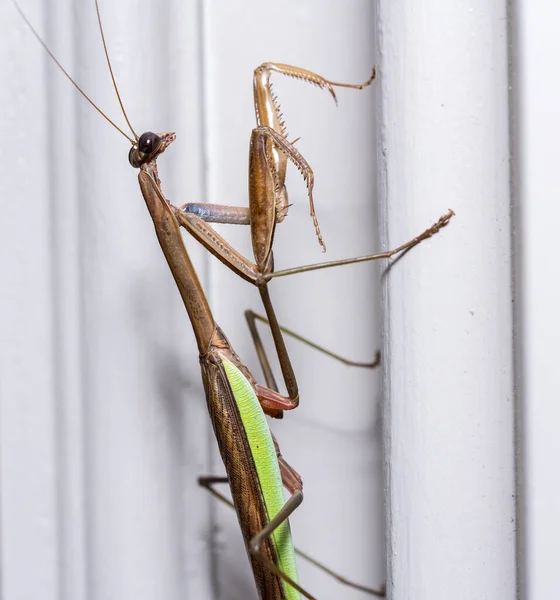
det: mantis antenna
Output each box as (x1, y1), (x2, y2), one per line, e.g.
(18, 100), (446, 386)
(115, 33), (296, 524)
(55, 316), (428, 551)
(12, 0), (136, 145)
(93, 0), (138, 140)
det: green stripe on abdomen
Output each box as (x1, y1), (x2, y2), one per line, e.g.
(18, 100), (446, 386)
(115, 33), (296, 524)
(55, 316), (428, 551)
(222, 357), (300, 600)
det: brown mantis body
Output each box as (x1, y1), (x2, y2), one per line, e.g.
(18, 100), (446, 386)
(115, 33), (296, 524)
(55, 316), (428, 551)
(134, 126), (451, 600)
(14, 0), (454, 597)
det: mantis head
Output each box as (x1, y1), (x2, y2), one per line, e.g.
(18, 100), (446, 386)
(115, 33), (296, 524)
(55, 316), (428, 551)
(129, 131), (176, 169)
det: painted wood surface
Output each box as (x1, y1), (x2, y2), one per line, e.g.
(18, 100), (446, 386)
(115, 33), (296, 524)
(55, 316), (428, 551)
(378, 1), (517, 598)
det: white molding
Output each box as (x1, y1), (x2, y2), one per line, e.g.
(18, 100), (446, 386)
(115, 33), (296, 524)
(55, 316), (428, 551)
(517, 2), (560, 599)
(378, 1), (517, 598)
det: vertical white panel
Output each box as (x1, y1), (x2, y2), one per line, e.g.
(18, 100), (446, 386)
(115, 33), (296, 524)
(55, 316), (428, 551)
(2, 0), (214, 599)
(516, 2), (560, 599)
(378, 1), (517, 599)
(0, 1), (59, 598)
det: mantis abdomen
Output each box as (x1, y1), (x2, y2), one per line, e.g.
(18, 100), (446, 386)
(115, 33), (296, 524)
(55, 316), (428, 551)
(201, 341), (300, 600)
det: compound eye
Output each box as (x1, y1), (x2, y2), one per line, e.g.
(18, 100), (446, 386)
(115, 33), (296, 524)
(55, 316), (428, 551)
(129, 131), (162, 168)
(138, 131), (161, 155)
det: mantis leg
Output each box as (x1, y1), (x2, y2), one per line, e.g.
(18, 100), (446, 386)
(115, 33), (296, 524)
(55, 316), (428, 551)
(177, 125), (316, 263)
(254, 63), (376, 114)
(267, 209), (455, 280)
(180, 203), (250, 225)
(197, 478), (312, 599)
(198, 476), (385, 597)
(245, 305), (380, 416)
(253, 62), (376, 212)
(181, 60), (377, 252)
(249, 490), (314, 599)
(272, 433), (303, 495)
(245, 310), (381, 390)
(182, 63), (375, 245)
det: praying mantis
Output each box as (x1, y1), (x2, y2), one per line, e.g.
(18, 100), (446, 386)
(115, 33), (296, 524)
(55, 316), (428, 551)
(9, 1), (455, 598)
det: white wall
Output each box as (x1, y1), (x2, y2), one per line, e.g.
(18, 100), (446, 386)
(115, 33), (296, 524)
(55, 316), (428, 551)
(1, 1), (381, 599)
(13, 1), (560, 599)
